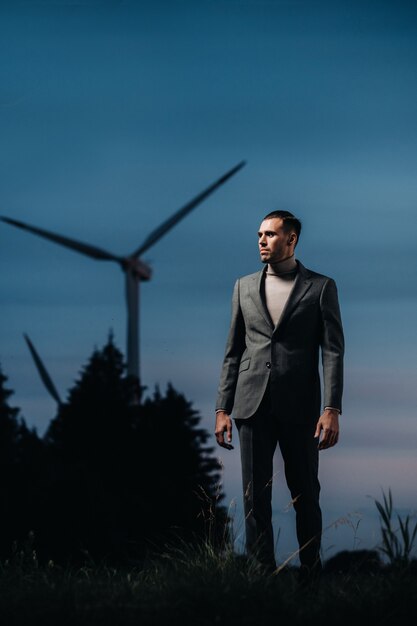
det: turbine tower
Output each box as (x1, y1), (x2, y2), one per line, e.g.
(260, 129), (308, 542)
(2, 161), (245, 400)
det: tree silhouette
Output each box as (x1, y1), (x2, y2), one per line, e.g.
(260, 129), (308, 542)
(0, 366), (43, 556)
(137, 383), (226, 547)
(31, 333), (228, 564)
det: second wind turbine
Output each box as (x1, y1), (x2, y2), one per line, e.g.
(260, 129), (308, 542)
(2, 161), (245, 399)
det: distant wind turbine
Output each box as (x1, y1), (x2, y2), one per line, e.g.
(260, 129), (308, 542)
(23, 333), (63, 407)
(2, 161), (245, 400)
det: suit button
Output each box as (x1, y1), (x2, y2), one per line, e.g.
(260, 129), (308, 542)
(266, 362), (271, 368)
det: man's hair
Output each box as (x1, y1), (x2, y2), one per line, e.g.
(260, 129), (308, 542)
(263, 210), (302, 245)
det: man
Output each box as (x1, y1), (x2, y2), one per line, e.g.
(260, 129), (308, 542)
(214, 210), (344, 576)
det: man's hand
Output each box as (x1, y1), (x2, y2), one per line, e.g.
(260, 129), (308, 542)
(215, 411), (234, 450)
(314, 409), (339, 450)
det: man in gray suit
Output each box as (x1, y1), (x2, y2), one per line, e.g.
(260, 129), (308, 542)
(215, 210), (344, 576)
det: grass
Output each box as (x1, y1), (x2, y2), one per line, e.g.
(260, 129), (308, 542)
(1, 540), (416, 625)
(1, 490), (416, 625)
(375, 488), (417, 567)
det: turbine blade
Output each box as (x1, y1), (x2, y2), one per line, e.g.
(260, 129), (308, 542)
(132, 160), (246, 257)
(23, 334), (62, 405)
(1, 216), (121, 262)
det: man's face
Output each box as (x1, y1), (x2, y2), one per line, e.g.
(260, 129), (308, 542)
(258, 218), (294, 264)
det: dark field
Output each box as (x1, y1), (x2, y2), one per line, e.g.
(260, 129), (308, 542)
(1, 543), (416, 626)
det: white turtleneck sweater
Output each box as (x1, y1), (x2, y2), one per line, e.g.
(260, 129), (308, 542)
(264, 255), (298, 327)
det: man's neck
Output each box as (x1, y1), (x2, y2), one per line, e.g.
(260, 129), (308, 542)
(267, 254), (297, 275)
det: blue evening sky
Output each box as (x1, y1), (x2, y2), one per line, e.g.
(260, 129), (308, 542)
(1, 0), (416, 561)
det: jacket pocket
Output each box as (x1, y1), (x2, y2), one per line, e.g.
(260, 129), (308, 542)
(238, 357), (251, 373)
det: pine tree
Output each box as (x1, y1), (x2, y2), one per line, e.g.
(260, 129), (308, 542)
(37, 334), (227, 564)
(0, 367), (21, 465)
(137, 384), (226, 547)
(0, 365), (43, 557)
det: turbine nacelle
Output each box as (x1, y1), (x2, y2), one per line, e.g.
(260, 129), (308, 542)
(121, 256), (152, 281)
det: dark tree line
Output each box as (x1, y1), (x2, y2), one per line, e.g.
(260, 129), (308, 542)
(0, 335), (227, 565)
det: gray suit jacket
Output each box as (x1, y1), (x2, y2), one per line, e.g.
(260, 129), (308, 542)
(216, 261), (344, 424)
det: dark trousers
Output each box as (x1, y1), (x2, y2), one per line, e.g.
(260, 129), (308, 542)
(235, 390), (322, 570)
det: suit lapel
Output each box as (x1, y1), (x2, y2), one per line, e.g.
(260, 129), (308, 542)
(248, 261), (313, 334)
(272, 260), (312, 335)
(248, 267), (274, 329)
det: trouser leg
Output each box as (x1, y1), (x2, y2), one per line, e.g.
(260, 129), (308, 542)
(278, 425), (322, 569)
(235, 403), (278, 569)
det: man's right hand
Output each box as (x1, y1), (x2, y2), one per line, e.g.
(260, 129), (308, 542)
(215, 411), (234, 450)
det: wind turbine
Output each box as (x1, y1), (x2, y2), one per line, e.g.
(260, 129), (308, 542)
(2, 161), (245, 401)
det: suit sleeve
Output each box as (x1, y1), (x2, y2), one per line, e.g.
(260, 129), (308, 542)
(319, 278), (345, 414)
(215, 279), (246, 415)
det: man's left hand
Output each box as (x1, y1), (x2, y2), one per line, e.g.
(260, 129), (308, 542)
(314, 409), (340, 450)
